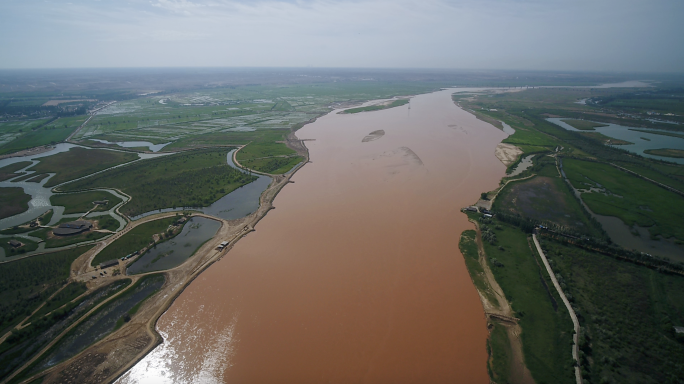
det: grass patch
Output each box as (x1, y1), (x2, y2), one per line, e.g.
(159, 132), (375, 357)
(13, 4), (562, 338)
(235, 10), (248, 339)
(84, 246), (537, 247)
(488, 322), (513, 383)
(480, 219), (575, 384)
(0, 246), (93, 336)
(26, 174), (49, 183)
(62, 148), (257, 217)
(578, 132), (633, 145)
(31, 227), (108, 249)
(1, 237), (40, 256)
(28, 147), (138, 187)
(542, 238), (684, 383)
(50, 191), (122, 215)
(341, 98), (409, 114)
(459, 229), (499, 307)
(235, 135), (303, 174)
(563, 158), (684, 241)
(0, 187), (32, 220)
(644, 148), (684, 159)
(0, 162), (32, 181)
(561, 119), (607, 130)
(239, 155), (304, 174)
(91, 216), (177, 266)
(93, 215), (120, 231)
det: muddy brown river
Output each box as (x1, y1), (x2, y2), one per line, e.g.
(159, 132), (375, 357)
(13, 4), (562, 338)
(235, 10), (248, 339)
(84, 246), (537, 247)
(117, 88), (508, 383)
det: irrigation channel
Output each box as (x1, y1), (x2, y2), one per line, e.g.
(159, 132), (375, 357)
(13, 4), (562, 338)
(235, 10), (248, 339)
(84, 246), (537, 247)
(117, 88), (509, 383)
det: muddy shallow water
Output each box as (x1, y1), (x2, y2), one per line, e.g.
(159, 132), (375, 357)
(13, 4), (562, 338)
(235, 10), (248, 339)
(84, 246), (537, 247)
(117, 88), (508, 383)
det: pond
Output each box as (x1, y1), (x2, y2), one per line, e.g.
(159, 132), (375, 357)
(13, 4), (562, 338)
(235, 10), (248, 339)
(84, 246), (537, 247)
(89, 139), (171, 152)
(547, 118), (684, 164)
(126, 217), (221, 274)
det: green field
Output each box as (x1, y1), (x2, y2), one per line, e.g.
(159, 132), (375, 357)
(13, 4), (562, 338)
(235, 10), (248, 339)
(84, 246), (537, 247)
(0, 116), (87, 155)
(0, 162), (32, 181)
(28, 147), (138, 187)
(0, 279), (130, 382)
(62, 149), (257, 217)
(563, 158), (684, 241)
(0, 246), (93, 336)
(50, 190), (122, 215)
(644, 148), (684, 159)
(91, 216), (177, 266)
(0, 187), (32, 220)
(542, 238), (684, 383)
(341, 99), (409, 114)
(561, 119), (608, 130)
(480, 219), (575, 384)
(629, 129), (684, 140)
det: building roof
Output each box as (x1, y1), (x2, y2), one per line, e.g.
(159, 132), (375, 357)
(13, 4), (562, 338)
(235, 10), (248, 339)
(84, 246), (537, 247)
(53, 220), (93, 236)
(8, 240), (22, 247)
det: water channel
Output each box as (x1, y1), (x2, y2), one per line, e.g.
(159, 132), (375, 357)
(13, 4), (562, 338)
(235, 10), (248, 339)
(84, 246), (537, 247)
(547, 118), (684, 164)
(118, 88), (508, 383)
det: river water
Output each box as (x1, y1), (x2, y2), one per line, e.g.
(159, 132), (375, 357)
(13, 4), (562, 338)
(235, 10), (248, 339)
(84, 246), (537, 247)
(117, 88), (508, 383)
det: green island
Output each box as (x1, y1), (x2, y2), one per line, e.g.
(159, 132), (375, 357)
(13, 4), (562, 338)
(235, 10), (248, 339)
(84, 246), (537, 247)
(0, 187), (32, 220)
(629, 128), (684, 140)
(644, 148), (684, 159)
(0, 162), (32, 181)
(561, 119), (608, 130)
(341, 98), (409, 114)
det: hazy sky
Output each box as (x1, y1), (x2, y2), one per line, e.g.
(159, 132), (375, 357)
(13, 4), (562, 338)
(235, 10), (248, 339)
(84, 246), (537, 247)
(1, 0), (682, 71)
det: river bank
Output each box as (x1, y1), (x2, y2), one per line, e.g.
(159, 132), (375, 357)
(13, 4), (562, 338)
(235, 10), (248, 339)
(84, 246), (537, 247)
(116, 88), (508, 383)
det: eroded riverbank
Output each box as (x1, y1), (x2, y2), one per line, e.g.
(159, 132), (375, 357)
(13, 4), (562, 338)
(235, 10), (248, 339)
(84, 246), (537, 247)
(117, 88), (508, 383)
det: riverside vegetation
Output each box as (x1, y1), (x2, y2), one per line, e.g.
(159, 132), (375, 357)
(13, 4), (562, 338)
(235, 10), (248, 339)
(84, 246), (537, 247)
(459, 84), (684, 383)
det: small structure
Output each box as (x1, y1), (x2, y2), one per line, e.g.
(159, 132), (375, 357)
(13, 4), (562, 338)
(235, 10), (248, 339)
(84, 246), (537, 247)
(8, 239), (22, 248)
(53, 220), (93, 236)
(99, 259), (119, 269)
(93, 200), (109, 205)
(675, 326), (684, 334)
(464, 206), (478, 212)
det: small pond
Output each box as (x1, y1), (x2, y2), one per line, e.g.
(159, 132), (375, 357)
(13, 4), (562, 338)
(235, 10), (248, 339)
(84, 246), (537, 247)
(127, 217), (220, 274)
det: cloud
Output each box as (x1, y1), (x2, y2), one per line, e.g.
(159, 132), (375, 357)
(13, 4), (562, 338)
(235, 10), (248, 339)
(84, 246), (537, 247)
(0, 0), (682, 71)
